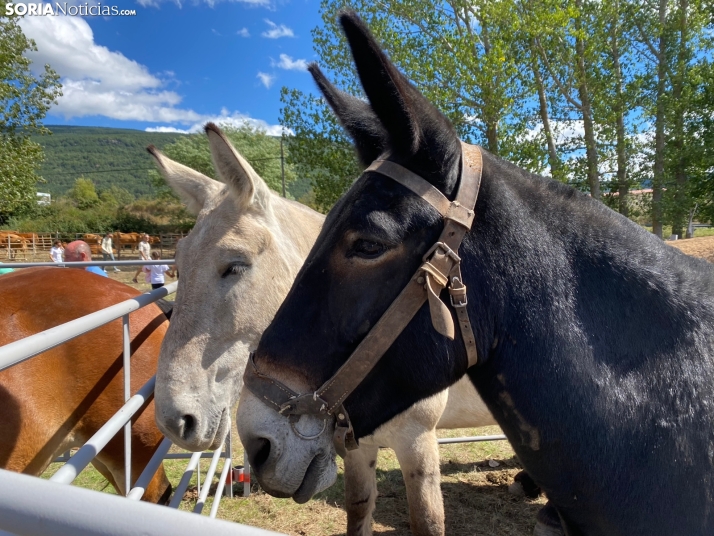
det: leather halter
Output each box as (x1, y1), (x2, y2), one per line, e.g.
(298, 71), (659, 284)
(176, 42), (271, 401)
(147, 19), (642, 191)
(243, 142), (483, 457)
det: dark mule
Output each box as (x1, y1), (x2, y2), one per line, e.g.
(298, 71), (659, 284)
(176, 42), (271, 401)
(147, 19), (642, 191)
(237, 11), (714, 536)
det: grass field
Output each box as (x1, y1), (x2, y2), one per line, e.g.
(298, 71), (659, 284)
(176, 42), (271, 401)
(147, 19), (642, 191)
(40, 425), (546, 536)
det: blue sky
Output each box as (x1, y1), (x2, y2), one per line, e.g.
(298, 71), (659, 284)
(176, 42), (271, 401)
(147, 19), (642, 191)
(19, 0), (325, 133)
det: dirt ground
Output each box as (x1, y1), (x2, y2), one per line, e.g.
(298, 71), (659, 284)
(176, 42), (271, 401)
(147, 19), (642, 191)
(104, 265), (172, 292)
(667, 235), (714, 263)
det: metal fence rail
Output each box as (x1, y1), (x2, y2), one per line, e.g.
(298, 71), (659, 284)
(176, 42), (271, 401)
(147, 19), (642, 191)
(0, 281), (178, 372)
(438, 434), (507, 444)
(0, 272), (251, 535)
(0, 261), (507, 535)
(4, 260), (176, 268)
(0, 469), (282, 536)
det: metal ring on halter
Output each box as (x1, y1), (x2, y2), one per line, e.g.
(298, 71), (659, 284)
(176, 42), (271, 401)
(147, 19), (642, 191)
(289, 416), (328, 440)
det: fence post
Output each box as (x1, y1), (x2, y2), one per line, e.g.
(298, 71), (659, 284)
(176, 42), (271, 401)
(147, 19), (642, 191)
(226, 430), (233, 499)
(122, 314), (131, 495)
(243, 451), (250, 497)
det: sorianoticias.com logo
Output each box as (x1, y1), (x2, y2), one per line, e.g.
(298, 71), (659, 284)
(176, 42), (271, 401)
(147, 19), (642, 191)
(5, 2), (137, 15)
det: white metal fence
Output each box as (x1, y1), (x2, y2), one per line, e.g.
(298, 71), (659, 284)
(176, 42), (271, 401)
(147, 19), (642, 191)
(0, 260), (506, 535)
(0, 268), (273, 536)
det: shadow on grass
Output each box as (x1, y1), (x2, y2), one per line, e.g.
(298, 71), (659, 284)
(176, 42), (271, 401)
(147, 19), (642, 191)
(318, 460), (543, 536)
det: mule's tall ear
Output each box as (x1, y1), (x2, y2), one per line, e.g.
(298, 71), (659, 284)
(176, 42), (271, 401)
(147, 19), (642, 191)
(339, 11), (422, 156)
(308, 63), (386, 166)
(147, 145), (223, 215)
(205, 123), (271, 209)
(338, 11), (460, 190)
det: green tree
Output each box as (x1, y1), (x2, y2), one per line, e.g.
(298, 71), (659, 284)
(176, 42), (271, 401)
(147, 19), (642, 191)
(68, 177), (100, 209)
(154, 125), (295, 198)
(629, 0), (712, 237)
(280, 87), (360, 212)
(0, 2), (62, 218)
(99, 185), (135, 207)
(685, 61), (714, 226)
(311, 0), (533, 159)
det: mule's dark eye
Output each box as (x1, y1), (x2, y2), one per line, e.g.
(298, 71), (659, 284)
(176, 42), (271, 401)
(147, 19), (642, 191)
(221, 263), (248, 278)
(353, 239), (386, 259)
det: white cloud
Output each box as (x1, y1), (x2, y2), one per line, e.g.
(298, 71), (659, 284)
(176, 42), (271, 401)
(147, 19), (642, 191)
(145, 126), (189, 133)
(273, 54), (307, 71)
(18, 10), (284, 134)
(19, 15), (203, 124)
(145, 109), (287, 136)
(212, 28), (221, 36)
(257, 71), (275, 88)
(237, 27), (250, 37)
(261, 19), (294, 38)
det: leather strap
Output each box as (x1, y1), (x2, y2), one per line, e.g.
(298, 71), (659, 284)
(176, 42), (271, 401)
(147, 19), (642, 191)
(243, 142), (483, 456)
(364, 160), (454, 219)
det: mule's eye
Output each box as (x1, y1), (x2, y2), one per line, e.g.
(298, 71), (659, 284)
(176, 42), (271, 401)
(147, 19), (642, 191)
(221, 262), (248, 278)
(352, 239), (386, 259)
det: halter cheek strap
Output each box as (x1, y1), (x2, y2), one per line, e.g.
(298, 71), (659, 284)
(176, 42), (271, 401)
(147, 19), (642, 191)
(243, 142), (483, 457)
(364, 142), (482, 364)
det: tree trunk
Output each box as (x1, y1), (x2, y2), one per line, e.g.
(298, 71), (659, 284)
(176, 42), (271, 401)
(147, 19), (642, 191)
(652, 0), (667, 239)
(481, 18), (500, 156)
(610, 11), (629, 217)
(485, 122), (499, 155)
(531, 39), (562, 180)
(670, 0), (689, 239)
(574, 0), (600, 199)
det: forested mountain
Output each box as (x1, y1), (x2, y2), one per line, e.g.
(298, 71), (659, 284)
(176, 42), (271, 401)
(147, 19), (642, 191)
(32, 125), (313, 203)
(32, 126), (183, 198)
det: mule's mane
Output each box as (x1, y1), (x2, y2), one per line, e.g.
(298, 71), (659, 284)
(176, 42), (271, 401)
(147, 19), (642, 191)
(479, 149), (709, 276)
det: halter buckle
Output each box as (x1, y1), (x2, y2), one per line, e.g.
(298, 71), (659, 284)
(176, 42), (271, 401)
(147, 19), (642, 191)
(449, 276), (468, 307)
(422, 241), (460, 264)
(279, 393), (330, 416)
(333, 406), (359, 458)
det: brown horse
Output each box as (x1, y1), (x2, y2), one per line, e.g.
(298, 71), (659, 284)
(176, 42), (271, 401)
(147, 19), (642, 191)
(0, 267), (171, 503)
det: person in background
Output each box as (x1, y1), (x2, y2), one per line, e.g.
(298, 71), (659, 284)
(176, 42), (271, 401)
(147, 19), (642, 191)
(142, 251), (174, 289)
(132, 233), (151, 283)
(100, 232), (120, 272)
(49, 240), (64, 263)
(64, 240), (107, 278)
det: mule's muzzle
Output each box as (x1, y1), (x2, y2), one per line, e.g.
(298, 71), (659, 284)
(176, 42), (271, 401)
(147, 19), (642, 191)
(243, 353), (358, 457)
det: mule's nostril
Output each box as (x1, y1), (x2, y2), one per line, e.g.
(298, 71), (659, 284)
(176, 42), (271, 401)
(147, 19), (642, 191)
(181, 414), (196, 440)
(249, 438), (272, 470)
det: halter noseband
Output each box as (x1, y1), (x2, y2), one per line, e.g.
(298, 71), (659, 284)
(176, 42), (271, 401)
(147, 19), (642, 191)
(243, 142), (483, 457)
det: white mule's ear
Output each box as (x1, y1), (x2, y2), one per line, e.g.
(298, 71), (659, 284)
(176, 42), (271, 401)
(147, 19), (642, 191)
(204, 122), (271, 208)
(147, 145), (224, 215)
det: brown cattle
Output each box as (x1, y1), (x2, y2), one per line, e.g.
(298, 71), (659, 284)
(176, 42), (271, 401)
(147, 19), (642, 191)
(14, 233), (38, 242)
(0, 232), (28, 248)
(83, 234), (103, 245)
(112, 232), (143, 253)
(0, 268), (171, 503)
(0, 233), (29, 259)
